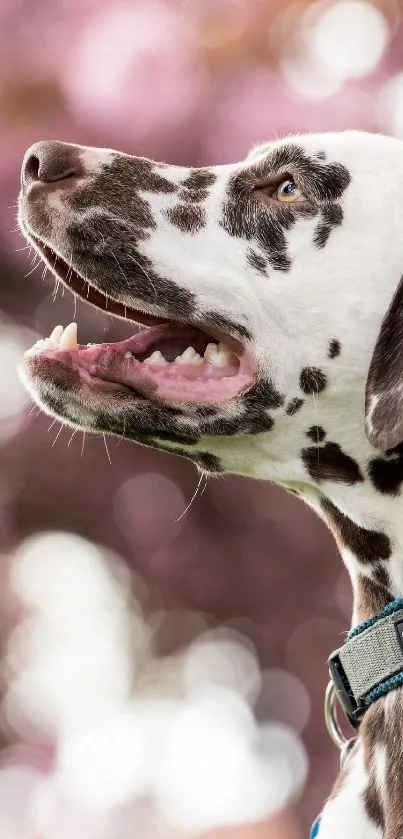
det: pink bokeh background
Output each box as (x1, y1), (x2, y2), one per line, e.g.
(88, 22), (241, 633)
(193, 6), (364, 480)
(1, 0), (402, 835)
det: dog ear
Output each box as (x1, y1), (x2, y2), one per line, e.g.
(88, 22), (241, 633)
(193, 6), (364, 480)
(365, 273), (403, 450)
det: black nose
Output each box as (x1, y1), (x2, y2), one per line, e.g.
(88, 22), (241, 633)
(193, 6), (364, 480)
(22, 141), (79, 190)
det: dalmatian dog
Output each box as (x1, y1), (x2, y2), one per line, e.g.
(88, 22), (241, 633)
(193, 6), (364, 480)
(18, 130), (403, 837)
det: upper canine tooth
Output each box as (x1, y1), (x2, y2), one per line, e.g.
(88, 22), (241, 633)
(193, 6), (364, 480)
(146, 350), (167, 366)
(176, 346), (204, 366)
(59, 322), (78, 350)
(49, 325), (64, 346)
(204, 341), (235, 367)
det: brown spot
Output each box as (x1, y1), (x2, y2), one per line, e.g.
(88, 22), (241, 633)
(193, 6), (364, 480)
(321, 498), (391, 563)
(302, 442), (363, 484)
(182, 170), (217, 191)
(166, 204), (206, 234)
(356, 575), (392, 622)
(299, 367), (327, 395)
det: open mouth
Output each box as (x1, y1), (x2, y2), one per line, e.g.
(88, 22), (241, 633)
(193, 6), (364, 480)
(25, 238), (256, 404)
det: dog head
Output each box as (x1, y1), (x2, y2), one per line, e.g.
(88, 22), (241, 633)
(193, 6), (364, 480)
(18, 131), (403, 481)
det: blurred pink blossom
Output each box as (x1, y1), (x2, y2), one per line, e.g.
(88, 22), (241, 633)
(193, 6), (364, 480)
(61, 1), (207, 148)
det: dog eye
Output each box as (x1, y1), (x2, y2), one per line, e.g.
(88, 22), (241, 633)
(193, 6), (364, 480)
(275, 178), (302, 203)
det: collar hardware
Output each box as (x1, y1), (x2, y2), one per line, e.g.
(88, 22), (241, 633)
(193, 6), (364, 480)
(326, 599), (403, 740)
(328, 650), (365, 728)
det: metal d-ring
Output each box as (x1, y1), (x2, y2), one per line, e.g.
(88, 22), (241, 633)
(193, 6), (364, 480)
(325, 681), (358, 768)
(324, 680), (348, 749)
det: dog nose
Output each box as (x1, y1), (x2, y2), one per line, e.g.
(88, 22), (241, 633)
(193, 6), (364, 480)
(22, 141), (79, 190)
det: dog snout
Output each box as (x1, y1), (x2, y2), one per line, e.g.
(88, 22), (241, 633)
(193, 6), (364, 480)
(21, 141), (81, 191)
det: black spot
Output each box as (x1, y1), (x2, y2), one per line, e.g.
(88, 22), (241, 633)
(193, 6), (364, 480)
(321, 498), (391, 563)
(193, 452), (222, 472)
(166, 204), (206, 234)
(243, 378), (284, 410)
(286, 397), (304, 416)
(368, 443), (403, 495)
(299, 367), (327, 395)
(328, 339), (341, 359)
(305, 425), (326, 443)
(302, 442), (363, 484)
(200, 413), (274, 436)
(246, 249), (267, 275)
(313, 204), (343, 249)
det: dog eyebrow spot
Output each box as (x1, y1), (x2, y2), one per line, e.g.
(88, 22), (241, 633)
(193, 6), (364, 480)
(305, 425), (326, 442)
(314, 204), (343, 249)
(321, 498), (391, 562)
(328, 339), (341, 359)
(166, 204), (206, 234)
(302, 441), (363, 484)
(286, 397), (304, 415)
(299, 367), (327, 394)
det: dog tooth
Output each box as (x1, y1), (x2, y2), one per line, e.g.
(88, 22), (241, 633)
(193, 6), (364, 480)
(204, 341), (235, 367)
(59, 322), (78, 350)
(124, 351), (133, 359)
(49, 325), (64, 346)
(146, 350), (168, 365)
(176, 346), (204, 366)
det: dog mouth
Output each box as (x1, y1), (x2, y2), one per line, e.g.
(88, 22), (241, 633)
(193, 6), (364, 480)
(24, 238), (256, 405)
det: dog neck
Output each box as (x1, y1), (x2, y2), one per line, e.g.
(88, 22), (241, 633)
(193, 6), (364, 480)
(220, 392), (403, 628)
(303, 439), (403, 627)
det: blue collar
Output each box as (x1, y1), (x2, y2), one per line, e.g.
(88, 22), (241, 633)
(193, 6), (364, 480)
(310, 816), (321, 838)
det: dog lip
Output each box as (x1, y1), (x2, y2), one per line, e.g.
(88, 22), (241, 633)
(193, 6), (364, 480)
(22, 230), (247, 348)
(26, 232), (170, 329)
